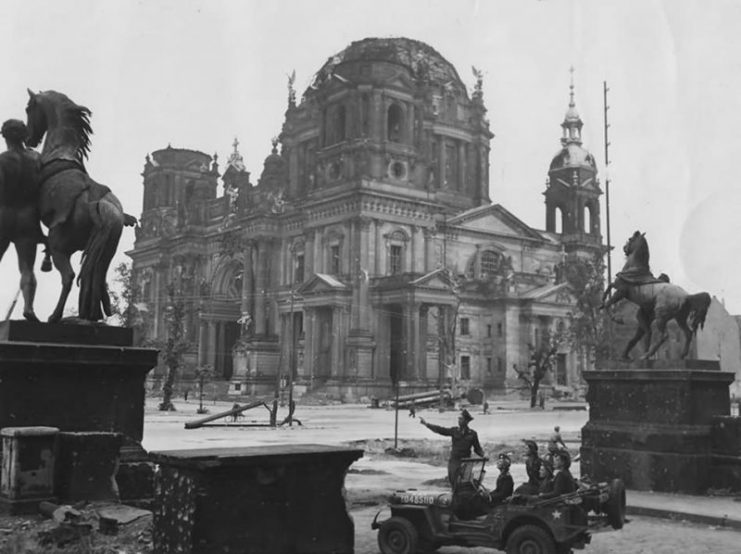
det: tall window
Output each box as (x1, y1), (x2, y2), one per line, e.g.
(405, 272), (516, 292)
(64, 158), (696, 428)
(486, 357), (492, 375)
(461, 355), (471, 379)
(487, 324), (492, 338)
(459, 318), (470, 336)
(295, 254), (305, 284)
(387, 104), (403, 142)
(336, 105), (346, 142)
(330, 245), (341, 275)
(389, 245), (402, 275)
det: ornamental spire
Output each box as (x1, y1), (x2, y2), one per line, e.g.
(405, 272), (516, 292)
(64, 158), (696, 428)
(561, 66), (583, 146)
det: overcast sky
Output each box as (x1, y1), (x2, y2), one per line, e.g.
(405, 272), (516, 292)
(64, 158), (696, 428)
(2, 0), (741, 319)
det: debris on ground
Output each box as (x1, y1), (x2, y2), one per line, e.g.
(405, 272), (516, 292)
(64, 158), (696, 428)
(0, 502), (153, 553)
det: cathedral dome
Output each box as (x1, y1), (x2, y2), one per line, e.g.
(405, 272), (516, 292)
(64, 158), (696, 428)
(308, 37), (465, 92)
(549, 143), (597, 172)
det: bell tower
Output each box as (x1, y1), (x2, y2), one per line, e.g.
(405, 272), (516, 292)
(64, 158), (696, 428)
(544, 68), (601, 245)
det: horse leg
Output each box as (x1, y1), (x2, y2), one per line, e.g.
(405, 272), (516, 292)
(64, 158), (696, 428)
(14, 239), (39, 322)
(677, 312), (694, 359)
(48, 250), (75, 323)
(622, 308), (649, 360)
(643, 316), (669, 359)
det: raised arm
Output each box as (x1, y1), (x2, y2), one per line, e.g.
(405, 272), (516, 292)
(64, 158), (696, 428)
(420, 418), (454, 437)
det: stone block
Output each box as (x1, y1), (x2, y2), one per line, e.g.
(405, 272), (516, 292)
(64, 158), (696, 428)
(0, 426), (58, 514)
(711, 416), (741, 455)
(150, 444), (363, 554)
(580, 445), (710, 493)
(54, 432), (122, 502)
(0, 320), (132, 346)
(584, 368), (734, 426)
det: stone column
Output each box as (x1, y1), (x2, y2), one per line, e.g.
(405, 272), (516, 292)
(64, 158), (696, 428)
(371, 90), (382, 139)
(241, 244), (253, 317)
(458, 141), (466, 192)
(198, 318), (207, 366)
(419, 305), (429, 379)
(438, 138), (446, 189)
(207, 321), (217, 368)
(254, 242), (266, 336)
(331, 307), (342, 377)
(404, 303), (421, 380)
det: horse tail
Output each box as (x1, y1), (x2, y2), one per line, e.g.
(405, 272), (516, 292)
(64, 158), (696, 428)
(78, 197), (123, 320)
(686, 292), (711, 332)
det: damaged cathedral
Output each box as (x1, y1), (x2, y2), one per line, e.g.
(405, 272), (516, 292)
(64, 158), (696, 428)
(128, 37), (604, 398)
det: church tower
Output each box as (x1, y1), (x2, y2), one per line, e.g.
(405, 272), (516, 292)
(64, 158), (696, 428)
(544, 70), (602, 248)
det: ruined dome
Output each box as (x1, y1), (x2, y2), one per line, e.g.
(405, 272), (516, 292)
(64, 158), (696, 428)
(308, 37), (465, 92)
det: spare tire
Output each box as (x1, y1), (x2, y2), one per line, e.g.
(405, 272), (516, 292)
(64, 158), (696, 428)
(604, 478), (626, 530)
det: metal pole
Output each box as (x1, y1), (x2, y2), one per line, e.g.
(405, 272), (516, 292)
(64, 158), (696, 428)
(394, 379), (400, 449)
(439, 212), (447, 413)
(603, 81), (613, 286)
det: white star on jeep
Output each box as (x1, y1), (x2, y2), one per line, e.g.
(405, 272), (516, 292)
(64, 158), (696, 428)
(552, 510), (562, 520)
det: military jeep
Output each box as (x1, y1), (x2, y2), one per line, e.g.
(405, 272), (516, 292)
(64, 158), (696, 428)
(371, 457), (625, 554)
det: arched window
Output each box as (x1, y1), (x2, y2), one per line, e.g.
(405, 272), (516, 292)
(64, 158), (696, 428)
(480, 251), (500, 278)
(555, 206), (564, 234)
(583, 204), (592, 234)
(387, 104), (403, 142)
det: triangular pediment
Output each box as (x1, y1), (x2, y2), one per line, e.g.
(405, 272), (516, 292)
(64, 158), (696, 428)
(448, 204), (543, 240)
(520, 282), (576, 305)
(296, 273), (349, 295)
(410, 268), (455, 291)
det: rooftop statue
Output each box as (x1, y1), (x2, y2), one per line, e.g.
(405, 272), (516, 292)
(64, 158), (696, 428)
(601, 231), (711, 360)
(24, 89), (136, 322)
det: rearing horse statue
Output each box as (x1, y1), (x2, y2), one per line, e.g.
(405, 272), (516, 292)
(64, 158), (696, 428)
(602, 231), (711, 360)
(25, 89), (136, 322)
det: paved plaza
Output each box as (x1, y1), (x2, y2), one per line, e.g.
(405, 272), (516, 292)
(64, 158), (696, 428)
(143, 398), (741, 553)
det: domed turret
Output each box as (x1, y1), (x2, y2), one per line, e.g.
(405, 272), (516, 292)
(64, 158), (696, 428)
(543, 68), (601, 241)
(257, 138), (287, 190)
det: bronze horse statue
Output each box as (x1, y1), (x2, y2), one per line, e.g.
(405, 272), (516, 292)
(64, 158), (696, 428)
(602, 231), (711, 360)
(25, 89), (135, 322)
(0, 119), (46, 321)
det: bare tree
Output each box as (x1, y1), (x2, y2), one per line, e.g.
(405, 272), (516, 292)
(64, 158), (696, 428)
(158, 284), (192, 411)
(515, 332), (560, 408)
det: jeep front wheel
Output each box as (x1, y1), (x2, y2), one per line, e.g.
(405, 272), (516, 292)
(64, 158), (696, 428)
(378, 516), (419, 554)
(505, 524), (557, 554)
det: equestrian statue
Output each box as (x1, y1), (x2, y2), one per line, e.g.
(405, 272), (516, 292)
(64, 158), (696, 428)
(601, 230), (711, 360)
(18, 89), (136, 322)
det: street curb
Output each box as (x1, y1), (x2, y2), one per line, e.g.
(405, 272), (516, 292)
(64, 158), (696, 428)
(626, 505), (741, 531)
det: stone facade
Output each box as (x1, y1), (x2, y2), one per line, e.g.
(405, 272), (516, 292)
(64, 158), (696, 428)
(127, 37), (603, 398)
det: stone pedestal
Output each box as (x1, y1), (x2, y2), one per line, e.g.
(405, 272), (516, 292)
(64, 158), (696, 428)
(54, 432), (122, 502)
(0, 320), (158, 500)
(150, 444), (363, 554)
(0, 426), (58, 514)
(580, 360), (735, 493)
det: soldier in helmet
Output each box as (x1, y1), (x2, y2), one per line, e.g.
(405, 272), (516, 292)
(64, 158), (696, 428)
(488, 453), (514, 506)
(540, 450), (577, 499)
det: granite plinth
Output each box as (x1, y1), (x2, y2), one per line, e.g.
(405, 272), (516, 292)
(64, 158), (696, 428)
(0, 320), (132, 346)
(581, 362), (735, 494)
(150, 444), (363, 554)
(0, 321), (158, 501)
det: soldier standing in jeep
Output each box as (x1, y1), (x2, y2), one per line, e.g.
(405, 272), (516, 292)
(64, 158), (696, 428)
(420, 409), (484, 486)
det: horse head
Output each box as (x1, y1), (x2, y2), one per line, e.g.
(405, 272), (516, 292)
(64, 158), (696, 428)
(25, 89), (92, 163)
(24, 89), (47, 148)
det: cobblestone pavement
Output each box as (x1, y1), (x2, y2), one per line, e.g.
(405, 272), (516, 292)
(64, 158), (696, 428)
(351, 508), (741, 554)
